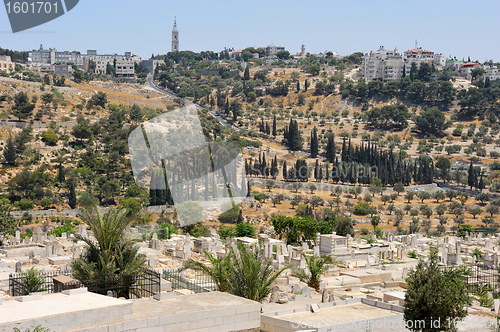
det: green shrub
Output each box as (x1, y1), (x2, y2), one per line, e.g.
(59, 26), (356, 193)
(353, 201), (370, 215)
(218, 205), (240, 224)
(407, 250), (417, 259)
(18, 198), (34, 210)
(120, 197), (142, 215)
(20, 267), (46, 295)
(42, 129), (59, 146)
(452, 128), (462, 136)
(218, 226), (235, 240)
(49, 224), (74, 237)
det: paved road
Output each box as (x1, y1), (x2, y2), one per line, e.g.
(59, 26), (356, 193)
(146, 74), (239, 130)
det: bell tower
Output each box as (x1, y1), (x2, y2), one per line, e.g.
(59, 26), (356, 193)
(172, 17), (179, 52)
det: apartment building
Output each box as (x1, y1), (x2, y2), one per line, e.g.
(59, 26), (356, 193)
(403, 48), (446, 73)
(115, 59), (135, 78)
(265, 45), (285, 56)
(363, 46), (447, 81)
(363, 47), (405, 81)
(0, 55), (15, 71)
(28, 45), (82, 65)
(484, 66), (500, 81)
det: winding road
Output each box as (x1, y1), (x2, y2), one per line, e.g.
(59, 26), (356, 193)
(146, 74), (239, 131)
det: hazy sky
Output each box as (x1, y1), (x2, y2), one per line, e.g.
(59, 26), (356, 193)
(1, 0), (499, 62)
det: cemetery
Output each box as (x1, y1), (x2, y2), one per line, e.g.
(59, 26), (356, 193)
(1, 218), (500, 331)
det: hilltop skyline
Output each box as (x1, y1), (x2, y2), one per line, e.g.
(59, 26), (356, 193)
(0, 0), (499, 62)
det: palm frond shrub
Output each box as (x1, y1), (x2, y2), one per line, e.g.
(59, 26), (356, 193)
(72, 206), (146, 298)
(228, 245), (287, 302)
(185, 249), (232, 292)
(294, 254), (333, 291)
(20, 267), (46, 295)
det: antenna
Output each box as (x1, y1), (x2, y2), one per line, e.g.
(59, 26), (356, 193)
(415, 39), (418, 49)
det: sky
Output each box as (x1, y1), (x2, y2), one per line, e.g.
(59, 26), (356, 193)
(0, 0), (499, 62)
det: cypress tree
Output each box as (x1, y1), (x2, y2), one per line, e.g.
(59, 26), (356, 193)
(467, 161), (475, 190)
(296, 81), (300, 92)
(282, 161), (288, 180)
(149, 171), (157, 206)
(341, 138), (347, 162)
(205, 174), (210, 200)
(326, 135), (336, 163)
(310, 126), (319, 157)
(236, 209), (244, 224)
(58, 163), (65, 183)
(243, 66), (250, 80)
(324, 163), (329, 182)
(271, 156), (279, 179)
(68, 181), (77, 209)
(262, 153), (268, 177)
(272, 116), (277, 137)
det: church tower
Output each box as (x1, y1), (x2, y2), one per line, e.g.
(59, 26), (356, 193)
(171, 17), (179, 52)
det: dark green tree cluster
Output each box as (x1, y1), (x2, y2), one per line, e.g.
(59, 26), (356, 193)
(366, 104), (410, 129)
(467, 161), (483, 190)
(149, 169), (173, 206)
(266, 81), (289, 97)
(272, 213), (354, 244)
(414, 107), (449, 136)
(0, 47), (28, 62)
(341, 68), (455, 109)
(404, 251), (468, 332)
(12, 92), (35, 121)
(283, 118), (303, 151)
(457, 79), (500, 118)
(286, 159), (309, 181)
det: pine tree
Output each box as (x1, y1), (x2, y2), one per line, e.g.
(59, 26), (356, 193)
(310, 126), (319, 158)
(3, 134), (16, 165)
(272, 116), (277, 137)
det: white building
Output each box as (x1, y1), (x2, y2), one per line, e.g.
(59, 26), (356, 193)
(363, 47), (405, 82)
(484, 66), (500, 82)
(403, 48), (446, 73)
(363, 46), (447, 81)
(115, 59), (135, 78)
(265, 45), (285, 56)
(0, 55), (15, 71)
(28, 44), (82, 65)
